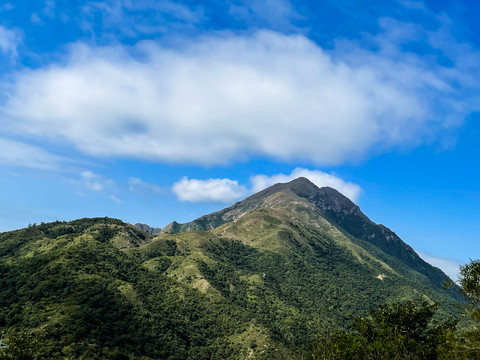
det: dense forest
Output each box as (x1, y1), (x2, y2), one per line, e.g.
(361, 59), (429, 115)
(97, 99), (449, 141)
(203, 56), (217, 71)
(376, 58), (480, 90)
(0, 216), (467, 359)
(309, 261), (480, 359)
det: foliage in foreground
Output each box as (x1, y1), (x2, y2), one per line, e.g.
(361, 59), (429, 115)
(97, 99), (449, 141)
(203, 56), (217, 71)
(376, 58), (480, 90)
(0, 333), (40, 360)
(309, 301), (456, 360)
(309, 259), (480, 360)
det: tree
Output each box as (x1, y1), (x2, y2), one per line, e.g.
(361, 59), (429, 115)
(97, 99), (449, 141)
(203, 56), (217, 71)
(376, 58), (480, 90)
(0, 332), (40, 360)
(447, 260), (480, 359)
(309, 301), (456, 360)
(460, 260), (480, 314)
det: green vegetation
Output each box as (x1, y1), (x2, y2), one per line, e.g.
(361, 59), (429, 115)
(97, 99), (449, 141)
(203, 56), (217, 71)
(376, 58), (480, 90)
(0, 332), (41, 360)
(309, 260), (480, 360)
(0, 220), (248, 359)
(0, 212), (461, 359)
(0, 180), (467, 359)
(309, 301), (457, 359)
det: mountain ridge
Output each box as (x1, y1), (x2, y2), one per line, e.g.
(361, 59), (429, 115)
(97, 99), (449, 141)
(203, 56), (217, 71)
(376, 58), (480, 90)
(157, 177), (453, 290)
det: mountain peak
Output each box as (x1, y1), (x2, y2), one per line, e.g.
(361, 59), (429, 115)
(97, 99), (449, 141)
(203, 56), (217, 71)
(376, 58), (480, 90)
(160, 177), (357, 235)
(246, 176), (319, 201)
(283, 176), (317, 188)
(266, 177), (358, 215)
(159, 177), (454, 290)
(279, 177), (321, 196)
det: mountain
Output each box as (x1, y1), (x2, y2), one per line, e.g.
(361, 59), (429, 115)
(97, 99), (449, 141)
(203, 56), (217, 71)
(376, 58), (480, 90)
(162, 177), (452, 291)
(0, 179), (461, 359)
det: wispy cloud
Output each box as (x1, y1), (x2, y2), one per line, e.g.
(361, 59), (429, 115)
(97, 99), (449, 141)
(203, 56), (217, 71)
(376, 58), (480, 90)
(76, 172), (165, 203)
(251, 168), (363, 203)
(81, 170), (115, 192)
(128, 177), (164, 197)
(43, 0), (55, 18)
(109, 195), (123, 204)
(0, 137), (65, 170)
(0, 25), (21, 57)
(77, 170), (124, 203)
(417, 251), (460, 281)
(80, 0), (205, 37)
(0, 3), (13, 12)
(30, 13), (43, 25)
(228, 0), (301, 31)
(397, 0), (427, 11)
(173, 177), (247, 203)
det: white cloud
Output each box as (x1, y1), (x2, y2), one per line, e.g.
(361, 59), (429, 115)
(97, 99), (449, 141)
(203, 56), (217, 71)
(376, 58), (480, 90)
(418, 251), (460, 282)
(173, 177), (247, 203)
(1, 29), (477, 166)
(250, 168), (362, 203)
(0, 25), (20, 56)
(173, 169), (360, 204)
(0, 137), (64, 169)
(81, 170), (115, 192)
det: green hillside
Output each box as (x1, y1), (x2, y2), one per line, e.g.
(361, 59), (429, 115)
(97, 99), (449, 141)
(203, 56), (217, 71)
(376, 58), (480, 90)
(0, 179), (462, 359)
(164, 177), (456, 293)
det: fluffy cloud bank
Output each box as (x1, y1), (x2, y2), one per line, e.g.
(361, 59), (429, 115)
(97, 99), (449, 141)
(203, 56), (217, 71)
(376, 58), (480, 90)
(173, 168), (361, 204)
(173, 177), (247, 203)
(2, 28), (474, 165)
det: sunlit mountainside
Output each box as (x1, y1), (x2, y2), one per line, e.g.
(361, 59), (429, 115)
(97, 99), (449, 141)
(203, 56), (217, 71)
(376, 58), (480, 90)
(0, 178), (462, 359)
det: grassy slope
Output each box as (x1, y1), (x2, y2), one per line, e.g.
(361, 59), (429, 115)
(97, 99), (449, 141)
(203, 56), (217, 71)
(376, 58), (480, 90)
(136, 195), (460, 352)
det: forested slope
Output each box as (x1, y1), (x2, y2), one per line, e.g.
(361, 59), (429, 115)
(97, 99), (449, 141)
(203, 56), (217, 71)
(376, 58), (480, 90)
(0, 179), (462, 359)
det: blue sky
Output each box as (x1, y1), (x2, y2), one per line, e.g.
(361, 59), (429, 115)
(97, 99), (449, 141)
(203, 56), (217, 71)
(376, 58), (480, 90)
(0, 0), (479, 279)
